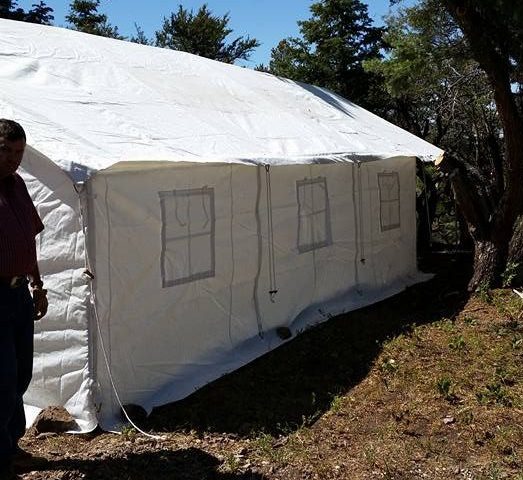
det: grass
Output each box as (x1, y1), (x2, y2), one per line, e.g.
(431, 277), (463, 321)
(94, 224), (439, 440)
(18, 253), (523, 479)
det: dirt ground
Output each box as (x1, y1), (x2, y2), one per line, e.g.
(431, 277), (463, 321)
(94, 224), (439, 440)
(16, 254), (523, 479)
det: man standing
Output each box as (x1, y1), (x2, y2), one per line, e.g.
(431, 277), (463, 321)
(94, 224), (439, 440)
(0, 119), (47, 477)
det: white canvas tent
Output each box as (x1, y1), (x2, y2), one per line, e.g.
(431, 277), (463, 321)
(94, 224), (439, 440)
(0, 19), (443, 431)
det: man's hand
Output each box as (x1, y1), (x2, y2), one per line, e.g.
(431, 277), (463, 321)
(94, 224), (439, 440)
(32, 287), (48, 320)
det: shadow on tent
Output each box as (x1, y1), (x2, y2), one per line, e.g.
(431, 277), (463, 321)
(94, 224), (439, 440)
(24, 447), (260, 480)
(281, 78), (358, 119)
(143, 252), (472, 437)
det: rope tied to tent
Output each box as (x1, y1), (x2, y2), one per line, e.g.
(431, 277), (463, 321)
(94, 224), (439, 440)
(356, 161), (366, 264)
(78, 181), (165, 441)
(265, 165), (278, 302)
(90, 282), (166, 440)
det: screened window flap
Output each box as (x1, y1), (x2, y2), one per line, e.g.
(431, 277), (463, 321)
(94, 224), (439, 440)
(159, 187), (215, 287)
(296, 177), (332, 253)
(378, 172), (400, 231)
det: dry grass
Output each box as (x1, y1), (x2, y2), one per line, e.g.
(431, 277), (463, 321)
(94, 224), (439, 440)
(19, 254), (523, 479)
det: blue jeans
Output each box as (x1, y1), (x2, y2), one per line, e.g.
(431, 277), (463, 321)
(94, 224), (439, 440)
(0, 283), (34, 467)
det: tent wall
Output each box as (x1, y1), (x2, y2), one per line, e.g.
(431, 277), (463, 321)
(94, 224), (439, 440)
(87, 157), (419, 430)
(19, 149), (96, 432)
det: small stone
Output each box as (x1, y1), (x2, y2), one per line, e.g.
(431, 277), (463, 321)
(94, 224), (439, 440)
(443, 416), (456, 425)
(32, 406), (78, 434)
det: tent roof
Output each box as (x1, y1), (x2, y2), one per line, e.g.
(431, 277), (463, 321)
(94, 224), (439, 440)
(0, 19), (443, 180)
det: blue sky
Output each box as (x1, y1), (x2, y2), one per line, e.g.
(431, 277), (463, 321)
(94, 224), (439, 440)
(16, 1), (403, 66)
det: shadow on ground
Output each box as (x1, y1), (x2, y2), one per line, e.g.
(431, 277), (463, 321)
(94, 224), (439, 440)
(24, 448), (262, 480)
(145, 252), (472, 437)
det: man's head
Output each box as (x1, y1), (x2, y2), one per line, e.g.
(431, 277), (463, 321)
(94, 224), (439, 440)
(0, 119), (26, 180)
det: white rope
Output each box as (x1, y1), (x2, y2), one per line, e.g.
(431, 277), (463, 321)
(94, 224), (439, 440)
(253, 167), (265, 338)
(90, 286), (166, 440)
(77, 182), (165, 441)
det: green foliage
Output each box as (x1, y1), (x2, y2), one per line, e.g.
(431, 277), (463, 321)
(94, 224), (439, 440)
(365, 0), (523, 264)
(436, 376), (456, 401)
(491, 292), (523, 331)
(476, 382), (512, 407)
(463, 315), (478, 326)
(130, 23), (151, 45)
(453, 0), (523, 86)
(512, 335), (523, 350)
(494, 366), (516, 386)
(476, 281), (493, 304)
(365, 0), (497, 149)
(0, 0), (25, 20)
(381, 358), (399, 374)
(456, 406), (474, 425)
(268, 0), (385, 110)
(448, 334), (466, 351)
(25, 1), (53, 24)
(329, 394), (344, 413)
(0, 0), (53, 24)
(120, 425), (137, 442)
(501, 262), (520, 287)
(66, 0), (123, 39)
(252, 432), (288, 464)
(223, 452), (241, 472)
(155, 4), (259, 64)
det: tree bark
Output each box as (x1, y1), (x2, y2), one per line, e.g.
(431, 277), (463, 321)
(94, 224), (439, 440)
(469, 240), (507, 290)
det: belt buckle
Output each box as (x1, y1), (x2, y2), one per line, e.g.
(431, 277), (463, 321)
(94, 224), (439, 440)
(10, 276), (25, 289)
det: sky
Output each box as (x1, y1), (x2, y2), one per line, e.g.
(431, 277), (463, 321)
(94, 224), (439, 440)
(16, 1), (404, 66)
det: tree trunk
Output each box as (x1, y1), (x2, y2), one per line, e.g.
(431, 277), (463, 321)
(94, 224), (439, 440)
(456, 209), (472, 250)
(469, 239), (509, 290)
(439, 154), (511, 291)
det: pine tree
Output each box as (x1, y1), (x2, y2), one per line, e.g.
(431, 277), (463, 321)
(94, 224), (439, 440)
(25, 1), (54, 24)
(155, 4), (259, 64)
(130, 23), (150, 45)
(269, 0), (385, 110)
(66, 0), (122, 39)
(0, 0), (27, 21)
(0, 0), (54, 24)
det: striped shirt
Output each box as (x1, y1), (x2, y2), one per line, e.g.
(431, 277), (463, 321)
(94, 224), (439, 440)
(0, 173), (44, 276)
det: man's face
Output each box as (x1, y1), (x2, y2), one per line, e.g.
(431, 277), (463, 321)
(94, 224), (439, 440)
(0, 137), (26, 179)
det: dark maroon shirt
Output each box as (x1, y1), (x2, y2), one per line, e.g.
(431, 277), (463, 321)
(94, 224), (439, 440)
(0, 173), (44, 276)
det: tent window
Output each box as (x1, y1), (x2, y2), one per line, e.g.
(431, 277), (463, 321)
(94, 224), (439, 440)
(159, 187), (215, 287)
(296, 177), (332, 253)
(378, 172), (400, 231)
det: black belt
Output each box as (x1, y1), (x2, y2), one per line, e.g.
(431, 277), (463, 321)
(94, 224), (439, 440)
(0, 275), (28, 289)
